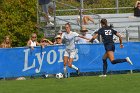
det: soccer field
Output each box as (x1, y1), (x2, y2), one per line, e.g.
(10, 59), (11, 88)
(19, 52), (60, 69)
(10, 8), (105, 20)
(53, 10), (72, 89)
(0, 73), (140, 93)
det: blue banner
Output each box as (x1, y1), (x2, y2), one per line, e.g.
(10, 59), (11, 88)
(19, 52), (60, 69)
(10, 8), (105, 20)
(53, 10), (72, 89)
(0, 42), (140, 78)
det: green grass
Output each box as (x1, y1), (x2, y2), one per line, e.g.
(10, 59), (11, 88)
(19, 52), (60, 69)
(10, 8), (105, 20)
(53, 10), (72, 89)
(0, 73), (140, 93)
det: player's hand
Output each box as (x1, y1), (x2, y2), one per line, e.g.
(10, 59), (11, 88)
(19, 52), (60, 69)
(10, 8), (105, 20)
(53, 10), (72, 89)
(120, 44), (124, 48)
(88, 39), (93, 42)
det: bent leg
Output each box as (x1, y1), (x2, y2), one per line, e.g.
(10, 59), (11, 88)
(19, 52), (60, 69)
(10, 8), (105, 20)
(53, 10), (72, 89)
(68, 58), (78, 70)
(83, 16), (95, 25)
(83, 16), (89, 25)
(107, 51), (127, 64)
(106, 51), (114, 62)
(86, 16), (95, 24)
(68, 51), (78, 71)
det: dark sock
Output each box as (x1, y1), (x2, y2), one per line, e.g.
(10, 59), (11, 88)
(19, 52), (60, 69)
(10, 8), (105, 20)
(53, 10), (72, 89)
(103, 59), (107, 75)
(111, 59), (127, 64)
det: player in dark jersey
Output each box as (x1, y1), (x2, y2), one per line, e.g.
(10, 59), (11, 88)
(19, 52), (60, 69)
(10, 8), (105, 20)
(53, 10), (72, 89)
(89, 19), (133, 77)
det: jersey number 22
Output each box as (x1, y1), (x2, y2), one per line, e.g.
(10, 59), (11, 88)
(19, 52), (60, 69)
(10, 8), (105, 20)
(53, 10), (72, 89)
(105, 30), (112, 35)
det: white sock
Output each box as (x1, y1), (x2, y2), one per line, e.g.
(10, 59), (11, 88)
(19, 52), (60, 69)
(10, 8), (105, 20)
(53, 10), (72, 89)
(64, 66), (67, 76)
(71, 65), (78, 70)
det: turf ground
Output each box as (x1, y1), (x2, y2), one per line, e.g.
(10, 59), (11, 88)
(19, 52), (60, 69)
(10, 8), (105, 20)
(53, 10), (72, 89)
(0, 73), (140, 93)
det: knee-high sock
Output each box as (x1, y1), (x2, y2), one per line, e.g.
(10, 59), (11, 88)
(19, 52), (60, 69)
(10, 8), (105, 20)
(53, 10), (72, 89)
(71, 65), (78, 70)
(64, 66), (67, 76)
(111, 59), (127, 64)
(103, 59), (107, 75)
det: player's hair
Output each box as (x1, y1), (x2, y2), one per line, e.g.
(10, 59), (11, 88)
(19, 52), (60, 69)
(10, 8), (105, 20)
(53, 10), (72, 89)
(65, 22), (71, 28)
(100, 19), (108, 28)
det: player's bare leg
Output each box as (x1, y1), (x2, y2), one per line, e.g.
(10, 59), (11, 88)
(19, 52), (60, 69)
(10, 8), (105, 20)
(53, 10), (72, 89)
(68, 58), (80, 76)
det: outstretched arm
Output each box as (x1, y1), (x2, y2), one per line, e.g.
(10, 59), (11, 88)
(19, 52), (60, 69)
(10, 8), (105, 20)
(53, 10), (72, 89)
(89, 33), (98, 42)
(78, 35), (91, 41)
(44, 39), (53, 45)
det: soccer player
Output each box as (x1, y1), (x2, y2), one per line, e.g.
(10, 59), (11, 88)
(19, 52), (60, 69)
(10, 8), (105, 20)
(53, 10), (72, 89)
(89, 19), (133, 77)
(62, 23), (88, 78)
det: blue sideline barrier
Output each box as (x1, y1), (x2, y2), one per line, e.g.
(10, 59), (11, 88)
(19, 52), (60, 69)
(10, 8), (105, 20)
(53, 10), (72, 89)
(0, 42), (140, 78)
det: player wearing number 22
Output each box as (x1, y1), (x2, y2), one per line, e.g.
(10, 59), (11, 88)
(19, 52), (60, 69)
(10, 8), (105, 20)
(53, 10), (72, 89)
(89, 19), (133, 77)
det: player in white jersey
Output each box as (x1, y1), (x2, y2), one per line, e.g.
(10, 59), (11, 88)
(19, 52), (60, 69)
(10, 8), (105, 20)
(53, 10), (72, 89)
(62, 23), (89, 78)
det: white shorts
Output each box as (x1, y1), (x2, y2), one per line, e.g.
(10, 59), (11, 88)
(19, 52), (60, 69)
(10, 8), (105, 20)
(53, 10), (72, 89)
(64, 50), (76, 58)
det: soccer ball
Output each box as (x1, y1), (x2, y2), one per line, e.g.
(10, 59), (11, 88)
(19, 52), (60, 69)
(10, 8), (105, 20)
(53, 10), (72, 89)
(56, 73), (63, 79)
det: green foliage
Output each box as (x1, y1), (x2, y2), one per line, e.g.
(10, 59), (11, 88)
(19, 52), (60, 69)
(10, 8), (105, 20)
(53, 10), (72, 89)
(0, 0), (40, 47)
(56, 0), (138, 15)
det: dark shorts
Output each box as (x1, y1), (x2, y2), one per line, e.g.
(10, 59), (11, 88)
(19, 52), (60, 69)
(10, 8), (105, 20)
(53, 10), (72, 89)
(104, 44), (115, 52)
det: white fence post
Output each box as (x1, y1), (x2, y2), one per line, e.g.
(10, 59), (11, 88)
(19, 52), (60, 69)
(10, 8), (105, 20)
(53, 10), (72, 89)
(80, 0), (84, 30)
(126, 29), (129, 42)
(116, 0), (119, 13)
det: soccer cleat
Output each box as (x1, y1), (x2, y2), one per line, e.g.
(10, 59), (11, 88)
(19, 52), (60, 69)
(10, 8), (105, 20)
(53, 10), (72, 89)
(99, 74), (107, 77)
(76, 68), (80, 76)
(42, 74), (48, 79)
(126, 57), (133, 65)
